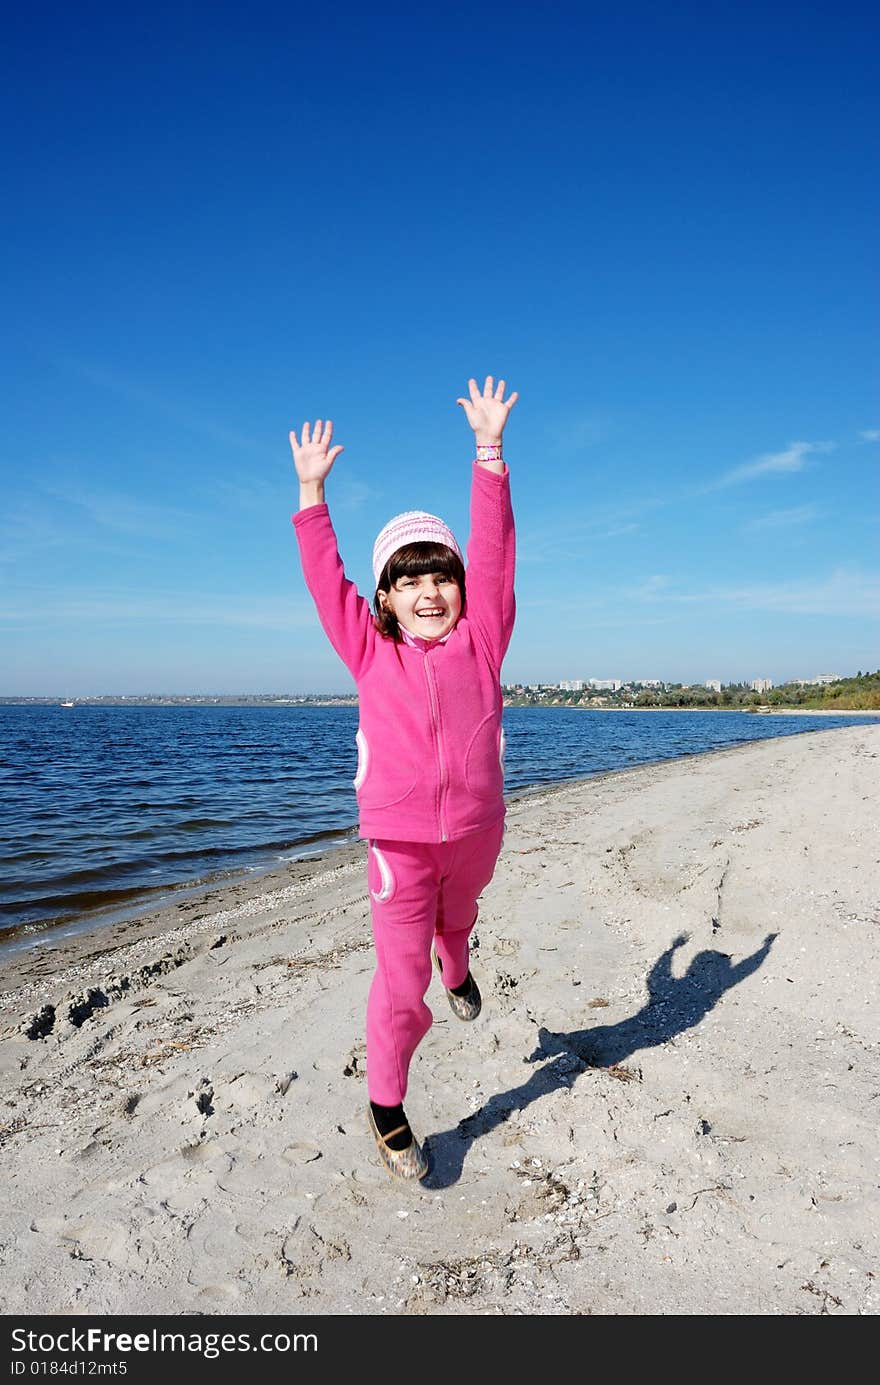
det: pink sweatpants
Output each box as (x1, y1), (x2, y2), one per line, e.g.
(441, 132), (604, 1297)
(365, 818), (505, 1106)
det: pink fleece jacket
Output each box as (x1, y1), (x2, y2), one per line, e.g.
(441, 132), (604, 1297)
(291, 462), (515, 844)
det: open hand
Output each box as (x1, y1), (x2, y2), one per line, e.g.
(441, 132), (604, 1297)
(456, 376), (519, 444)
(288, 419), (344, 485)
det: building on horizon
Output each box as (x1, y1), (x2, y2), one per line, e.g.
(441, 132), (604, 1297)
(750, 678), (774, 693)
(705, 680), (722, 693)
(794, 674), (841, 686)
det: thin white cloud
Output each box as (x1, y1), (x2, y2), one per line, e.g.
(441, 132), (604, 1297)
(0, 587), (317, 631)
(1, 475), (224, 570)
(706, 440), (835, 491)
(215, 477), (286, 512)
(592, 566), (878, 618)
(859, 429), (880, 442)
(632, 574), (672, 599)
(519, 529), (640, 564)
(546, 411), (610, 453)
(216, 471), (373, 516)
(744, 504), (819, 531)
(0, 504), (71, 564)
(539, 613), (678, 633)
(668, 568), (880, 618)
(601, 522), (640, 539)
(333, 478), (374, 512)
(40, 480), (198, 537)
(519, 505), (656, 564)
(59, 359), (264, 452)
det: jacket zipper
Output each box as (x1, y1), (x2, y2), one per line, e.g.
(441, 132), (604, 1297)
(422, 651), (448, 841)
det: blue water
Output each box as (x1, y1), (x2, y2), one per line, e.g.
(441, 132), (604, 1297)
(1, 704), (876, 949)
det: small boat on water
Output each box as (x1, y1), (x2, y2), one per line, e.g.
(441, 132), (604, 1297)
(60, 699), (75, 707)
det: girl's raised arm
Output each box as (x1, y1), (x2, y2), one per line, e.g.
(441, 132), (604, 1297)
(289, 419), (374, 680)
(457, 377), (518, 668)
(456, 376), (519, 473)
(289, 419), (344, 509)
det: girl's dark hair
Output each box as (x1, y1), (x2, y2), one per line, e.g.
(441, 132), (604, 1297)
(373, 542), (466, 641)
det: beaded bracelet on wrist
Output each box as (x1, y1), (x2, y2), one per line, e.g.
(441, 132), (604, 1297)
(475, 443), (503, 462)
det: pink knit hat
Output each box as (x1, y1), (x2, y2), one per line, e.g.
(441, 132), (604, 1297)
(372, 510), (462, 585)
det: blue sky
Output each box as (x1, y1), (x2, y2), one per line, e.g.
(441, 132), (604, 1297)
(2, 0), (877, 694)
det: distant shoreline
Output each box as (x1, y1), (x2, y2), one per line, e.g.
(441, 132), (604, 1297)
(4, 698), (877, 715)
(0, 697), (358, 707)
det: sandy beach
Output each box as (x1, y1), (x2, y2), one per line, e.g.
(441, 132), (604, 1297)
(1, 722), (877, 1316)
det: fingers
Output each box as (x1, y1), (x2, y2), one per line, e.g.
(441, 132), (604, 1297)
(467, 376), (518, 407)
(293, 420), (335, 449)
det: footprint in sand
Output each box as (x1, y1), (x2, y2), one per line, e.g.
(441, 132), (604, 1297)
(493, 937), (521, 956)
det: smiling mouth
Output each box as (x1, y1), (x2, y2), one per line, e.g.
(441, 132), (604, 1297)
(416, 609), (445, 618)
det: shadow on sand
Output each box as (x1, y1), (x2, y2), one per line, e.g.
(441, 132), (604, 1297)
(421, 930), (777, 1189)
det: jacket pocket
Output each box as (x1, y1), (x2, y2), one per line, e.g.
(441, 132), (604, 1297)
(464, 713), (505, 801)
(353, 728), (369, 790)
(354, 730), (420, 811)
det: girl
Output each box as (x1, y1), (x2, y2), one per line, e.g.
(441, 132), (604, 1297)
(289, 375), (517, 1181)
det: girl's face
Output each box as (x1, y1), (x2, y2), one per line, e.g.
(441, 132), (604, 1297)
(379, 571), (462, 641)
